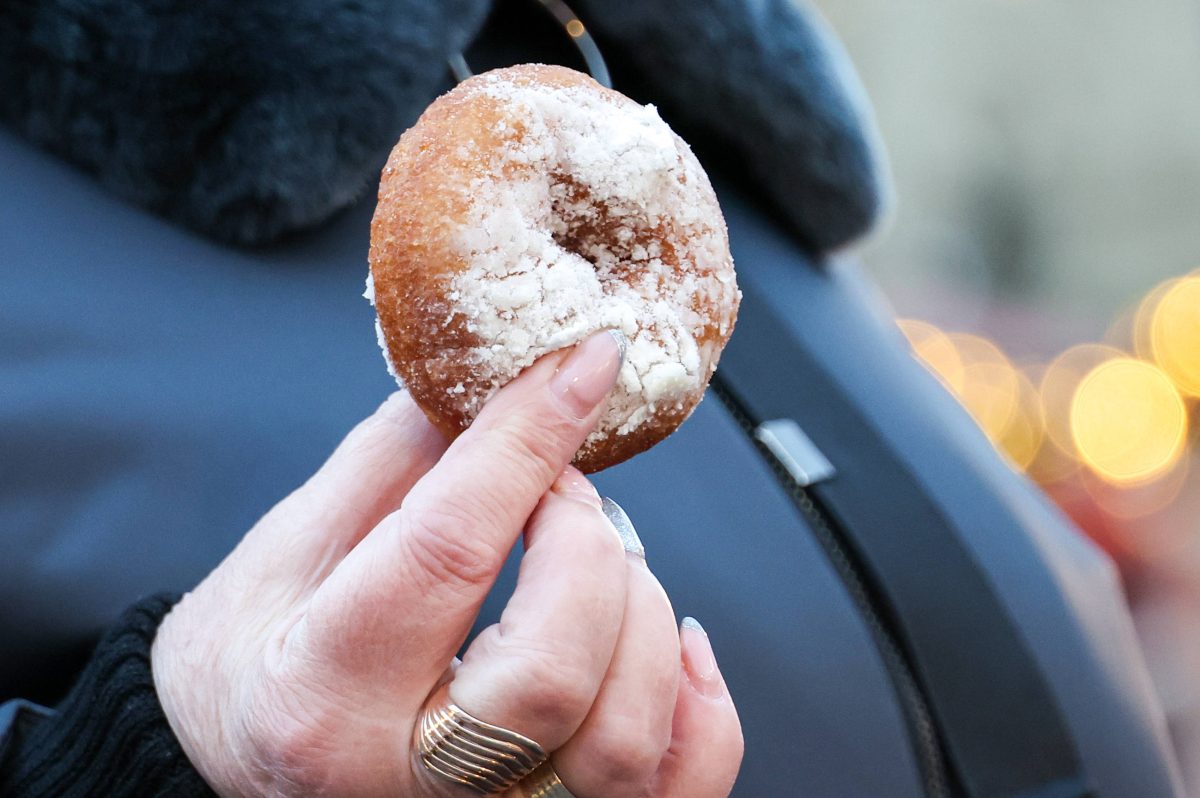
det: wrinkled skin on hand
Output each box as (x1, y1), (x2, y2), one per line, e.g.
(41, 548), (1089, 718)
(152, 333), (743, 798)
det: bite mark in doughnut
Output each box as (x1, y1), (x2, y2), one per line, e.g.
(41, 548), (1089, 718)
(368, 64), (739, 472)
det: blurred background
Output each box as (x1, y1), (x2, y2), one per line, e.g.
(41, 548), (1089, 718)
(817, 0), (1200, 789)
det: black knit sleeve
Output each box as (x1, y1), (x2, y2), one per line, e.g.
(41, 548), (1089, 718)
(0, 594), (216, 797)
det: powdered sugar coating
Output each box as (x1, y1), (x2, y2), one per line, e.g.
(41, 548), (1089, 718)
(369, 65), (739, 471)
(449, 74), (735, 448)
(364, 273), (401, 383)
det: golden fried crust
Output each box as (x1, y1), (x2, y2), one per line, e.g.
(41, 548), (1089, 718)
(369, 64), (737, 472)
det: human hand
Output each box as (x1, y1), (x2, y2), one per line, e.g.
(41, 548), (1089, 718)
(151, 331), (743, 798)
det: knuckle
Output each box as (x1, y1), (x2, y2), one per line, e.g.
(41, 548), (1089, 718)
(485, 412), (576, 481)
(457, 459), (539, 527)
(268, 480), (365, 540)
(584, 724), (666, 788)
(322, 392), (417, 469)
(355, 391), (424, 448)
(249, 716), (326, 787)
(423, 423), (570, 532)
(504, 646), (597, 730)
(375, 389), (419, 422)
(575, 510), (627, 562)
(398, 507), (501, 591)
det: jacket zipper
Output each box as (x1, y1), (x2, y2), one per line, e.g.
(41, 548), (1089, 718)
(710, 376), (954, 798)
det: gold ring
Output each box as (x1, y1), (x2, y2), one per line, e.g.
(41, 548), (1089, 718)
(514, 761), (577, 797)
(416, 684), (548, 795)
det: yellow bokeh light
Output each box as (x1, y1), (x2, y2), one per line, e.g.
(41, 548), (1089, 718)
(996, 370), (1046, 470)
(1070, 358), (1188, 485)
(566, 19), (586, 38)
(1026, 362), (1078, 483)
(950, 333), (1020, 443)
(1133, 278), (1179, 361)
(1039, 344), (1125, 457)
(898, 324), (1045, 466)
(1027, 430), (1081, 484)
(897, 319), (965, 394)
(1150, 277), (1200, 397)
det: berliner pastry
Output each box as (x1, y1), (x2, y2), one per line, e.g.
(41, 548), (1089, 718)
(368, 64), (739, 472)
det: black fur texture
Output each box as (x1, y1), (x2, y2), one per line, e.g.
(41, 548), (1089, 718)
(0, 0), (887, 251)
(0, 0), (488, 245)
(576, 0), (891, 254)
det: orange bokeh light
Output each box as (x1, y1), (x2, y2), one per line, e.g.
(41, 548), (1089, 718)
(948, 333), (1021, 443)
(897, 319), (966, 394)
(996, 369), (1045, 470)
(1133, 278), (1179, 361)
(899, 321), (1049, 470)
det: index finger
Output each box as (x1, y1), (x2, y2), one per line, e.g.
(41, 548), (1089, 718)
(293, 330), (624, 682)
(404, 329), (624, 571)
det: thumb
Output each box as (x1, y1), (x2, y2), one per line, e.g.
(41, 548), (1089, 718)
(285, 332), (623, 690)
(573, 0), (891, 253)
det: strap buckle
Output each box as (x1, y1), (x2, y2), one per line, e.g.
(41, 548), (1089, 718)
(754, 419), (837, 487)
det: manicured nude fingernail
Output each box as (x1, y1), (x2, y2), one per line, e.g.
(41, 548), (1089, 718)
(601, 496), (645, 559)
(607, 328), (628, 367)
(550, 331), (624, 418)
(552, 467), (602, 509)
(681, 617), (725, 698)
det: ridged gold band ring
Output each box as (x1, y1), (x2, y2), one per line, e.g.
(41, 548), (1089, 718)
(513, 761), (578, 797)
(416, 685), (548, 795)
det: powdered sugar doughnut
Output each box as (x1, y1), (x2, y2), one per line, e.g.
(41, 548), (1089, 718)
(368, 64), (739, 472)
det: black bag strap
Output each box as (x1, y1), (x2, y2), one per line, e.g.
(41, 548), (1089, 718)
(715, 276), (1091, 797)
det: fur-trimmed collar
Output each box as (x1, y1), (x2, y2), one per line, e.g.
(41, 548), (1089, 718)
(0, 0), (487, 244)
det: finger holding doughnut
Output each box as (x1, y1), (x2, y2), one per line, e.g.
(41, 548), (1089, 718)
(400, 329), (626, 567)
(290, 331), (623, 687)
(431, 471), (630, 783)
(548, 499), (681, 798)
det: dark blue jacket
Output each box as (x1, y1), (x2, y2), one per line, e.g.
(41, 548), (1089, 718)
(0, 0), (1185, 793)
(0, 124), (1183, 795)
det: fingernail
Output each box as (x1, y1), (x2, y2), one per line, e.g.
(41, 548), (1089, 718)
(607, 328), (628, 366)
(680, 617), (725, 698)
(550, 331), (625, 418)
(552, 467), (602, 509)
(601, 496), (645, 559)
